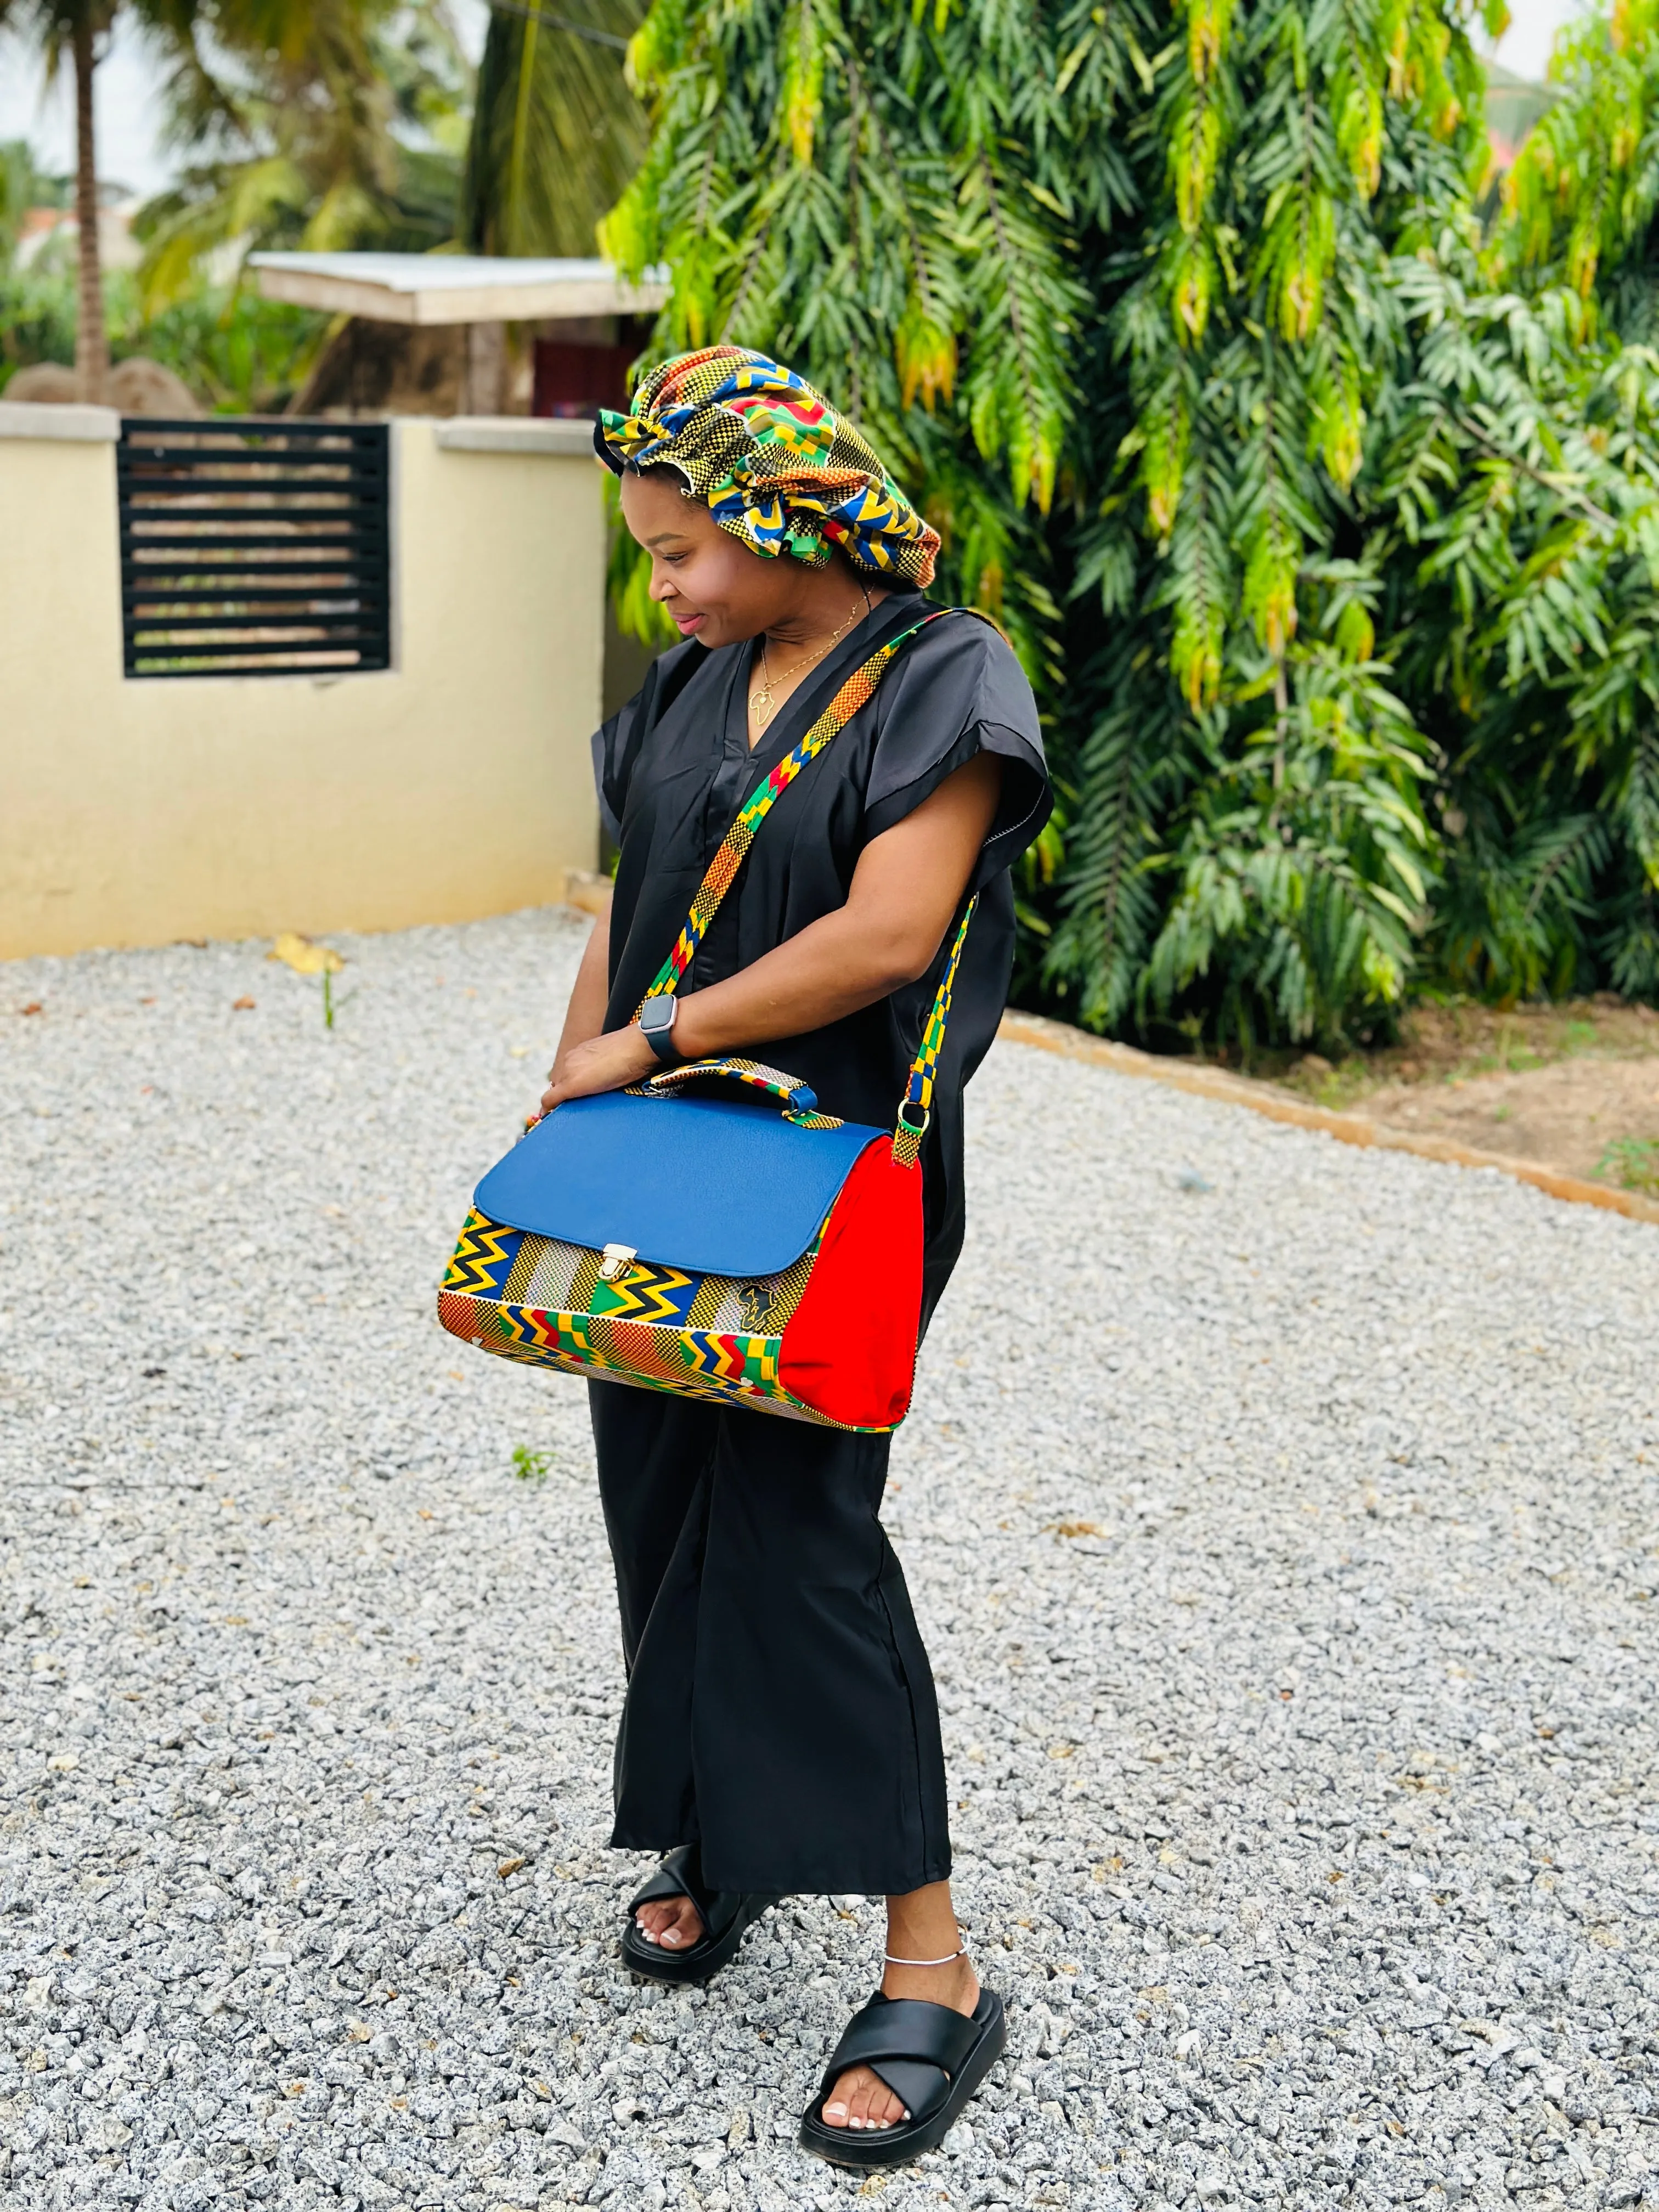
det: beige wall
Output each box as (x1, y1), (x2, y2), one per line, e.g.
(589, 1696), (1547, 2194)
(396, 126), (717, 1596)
(0, 407), (603, 959)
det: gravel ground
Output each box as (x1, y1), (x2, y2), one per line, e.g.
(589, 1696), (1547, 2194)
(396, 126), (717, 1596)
(3, 907), (1658, 2212)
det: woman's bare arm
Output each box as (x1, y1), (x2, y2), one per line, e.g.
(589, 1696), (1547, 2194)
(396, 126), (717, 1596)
(673, 753), (1002, 1056)
(553, 897), (613, 1064)
(541, 753), (1002, 1112)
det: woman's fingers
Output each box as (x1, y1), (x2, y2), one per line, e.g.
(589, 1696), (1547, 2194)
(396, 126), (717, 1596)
(540, 1026), (659, 1111)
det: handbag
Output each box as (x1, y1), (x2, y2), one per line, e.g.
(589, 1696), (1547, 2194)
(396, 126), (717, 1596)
(437, 611), (976, 1433)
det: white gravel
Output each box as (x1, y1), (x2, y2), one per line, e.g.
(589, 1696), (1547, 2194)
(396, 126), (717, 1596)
(3, 907), (1658, 2212)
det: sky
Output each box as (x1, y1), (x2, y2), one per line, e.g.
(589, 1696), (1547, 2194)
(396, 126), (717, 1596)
(0, 0), (491, 199)
(1485, 0), (1598, 75)
(0, 0), (1601, 205)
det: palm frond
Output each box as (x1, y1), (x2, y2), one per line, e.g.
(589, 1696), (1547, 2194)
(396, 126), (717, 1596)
(462, 0), (648, 256)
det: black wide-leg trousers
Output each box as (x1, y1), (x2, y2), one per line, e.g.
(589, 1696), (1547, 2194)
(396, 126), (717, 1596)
(588, 1379), (952, 1897)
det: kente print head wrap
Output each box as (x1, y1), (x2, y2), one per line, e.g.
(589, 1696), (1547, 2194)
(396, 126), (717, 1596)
(594, 346), (940, 588)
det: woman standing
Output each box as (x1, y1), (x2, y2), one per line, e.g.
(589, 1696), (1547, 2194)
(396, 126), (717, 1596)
(539, 348), (1051, 2166)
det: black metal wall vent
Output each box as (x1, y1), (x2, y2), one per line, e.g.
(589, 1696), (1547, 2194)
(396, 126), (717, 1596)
(118, 418), (391, 679)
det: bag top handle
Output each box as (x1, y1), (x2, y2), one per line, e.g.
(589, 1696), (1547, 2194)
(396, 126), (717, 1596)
(635, 1055), (839, 1124)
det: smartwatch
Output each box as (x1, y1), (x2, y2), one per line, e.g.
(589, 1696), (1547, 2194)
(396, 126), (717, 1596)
(636, 995), (681, 1063)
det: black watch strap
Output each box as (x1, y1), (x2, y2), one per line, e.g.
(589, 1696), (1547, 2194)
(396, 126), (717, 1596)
(637, 997), (680, 1063)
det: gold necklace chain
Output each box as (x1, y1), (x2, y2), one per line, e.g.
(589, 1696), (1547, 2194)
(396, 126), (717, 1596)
(748, 591), (870, 733)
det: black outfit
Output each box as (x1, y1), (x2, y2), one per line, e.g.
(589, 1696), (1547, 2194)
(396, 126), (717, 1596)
(588, 589), (1050, 1896)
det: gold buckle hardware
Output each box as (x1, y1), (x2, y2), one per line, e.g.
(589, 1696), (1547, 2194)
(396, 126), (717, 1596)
(599, 1243), (638, 1282)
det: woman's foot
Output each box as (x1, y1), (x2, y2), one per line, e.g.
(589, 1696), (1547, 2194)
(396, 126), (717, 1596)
(623, 1856), (776, 1985)
(820, 1882), (979, 2134)
(634, 1892), (705, 1950)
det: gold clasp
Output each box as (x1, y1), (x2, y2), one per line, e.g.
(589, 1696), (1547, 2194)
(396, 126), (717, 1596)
(599, 1243), (638, 1282)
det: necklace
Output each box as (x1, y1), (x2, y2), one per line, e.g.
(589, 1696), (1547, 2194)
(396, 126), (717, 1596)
(748, 590), (870, 733)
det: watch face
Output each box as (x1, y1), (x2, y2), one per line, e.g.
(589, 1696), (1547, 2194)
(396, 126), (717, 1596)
(642, 998), (673, 1034)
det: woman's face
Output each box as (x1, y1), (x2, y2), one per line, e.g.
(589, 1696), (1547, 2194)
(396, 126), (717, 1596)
(618, 468), (818, 648)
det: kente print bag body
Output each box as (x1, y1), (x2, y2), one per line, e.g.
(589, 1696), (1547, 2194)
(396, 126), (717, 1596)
(438, 612), (976, 1434)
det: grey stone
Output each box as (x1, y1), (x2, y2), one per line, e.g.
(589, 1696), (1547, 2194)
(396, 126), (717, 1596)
(2, 909), (1656, 2212)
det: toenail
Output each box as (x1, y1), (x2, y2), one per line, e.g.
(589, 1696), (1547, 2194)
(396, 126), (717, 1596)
(825, 2104), (845, 2119)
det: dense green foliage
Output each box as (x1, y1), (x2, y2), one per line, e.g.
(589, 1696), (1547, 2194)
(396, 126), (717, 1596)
(607, 0), (1659, 1048)
(0, 251), (329, 407)
(1498, 0), (1659, 327)
(1374, 264), (1659, 1005)
(1, 118), (328, 407)
(0, 138), (65, 259)
(1426, 0), (1659, 1006)
(462, 0), (647, 256)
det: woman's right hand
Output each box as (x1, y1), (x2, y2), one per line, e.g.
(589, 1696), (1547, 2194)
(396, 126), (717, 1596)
(538, 1022), (660, 1116)
(530, 894), (614, 1126)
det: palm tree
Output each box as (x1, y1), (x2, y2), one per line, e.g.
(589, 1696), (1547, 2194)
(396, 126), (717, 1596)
(1, 0), (450, 394)
(0, 0), (122, 399)
(461, 0), (647, 257)
(134, 0), (471, 312)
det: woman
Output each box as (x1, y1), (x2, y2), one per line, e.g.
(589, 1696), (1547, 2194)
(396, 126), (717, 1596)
(539, 347), (1051, 2166)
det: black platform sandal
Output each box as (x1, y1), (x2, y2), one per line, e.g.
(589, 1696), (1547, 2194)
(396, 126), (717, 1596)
(799, 1985), (1007, 2168)
(619, 1842), (777, 1985)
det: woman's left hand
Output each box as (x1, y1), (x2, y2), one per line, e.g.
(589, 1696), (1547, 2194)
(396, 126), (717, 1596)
(538, 1023), (659, 1118)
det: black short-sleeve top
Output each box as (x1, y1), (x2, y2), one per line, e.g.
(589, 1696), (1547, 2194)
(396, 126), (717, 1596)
(589, 588), (1052, 1311)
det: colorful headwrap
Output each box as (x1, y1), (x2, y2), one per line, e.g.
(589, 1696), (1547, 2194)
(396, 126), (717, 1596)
(594, 346), (940, 588)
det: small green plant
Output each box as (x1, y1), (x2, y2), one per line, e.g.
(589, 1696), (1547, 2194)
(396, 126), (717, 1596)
(1593, 1137), (1659, 1195)
(510, 1444), (552, 1484)
(321, 970), (357, 1030)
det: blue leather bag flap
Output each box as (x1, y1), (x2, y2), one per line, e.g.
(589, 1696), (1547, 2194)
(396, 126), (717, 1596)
(473, 1092), (887, 1279)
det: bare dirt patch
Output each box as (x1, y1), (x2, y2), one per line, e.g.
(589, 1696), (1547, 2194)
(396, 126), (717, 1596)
(1269, 995), (1659, 1187)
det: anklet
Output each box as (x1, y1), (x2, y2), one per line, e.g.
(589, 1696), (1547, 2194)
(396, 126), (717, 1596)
(883, 1948), (966, 1967)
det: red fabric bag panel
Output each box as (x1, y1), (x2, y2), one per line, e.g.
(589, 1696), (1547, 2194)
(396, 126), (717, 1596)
(778, 1137), (924, 1429)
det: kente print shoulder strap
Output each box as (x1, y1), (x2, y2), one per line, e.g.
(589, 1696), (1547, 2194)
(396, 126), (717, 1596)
(634, 608), (984, 1162)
